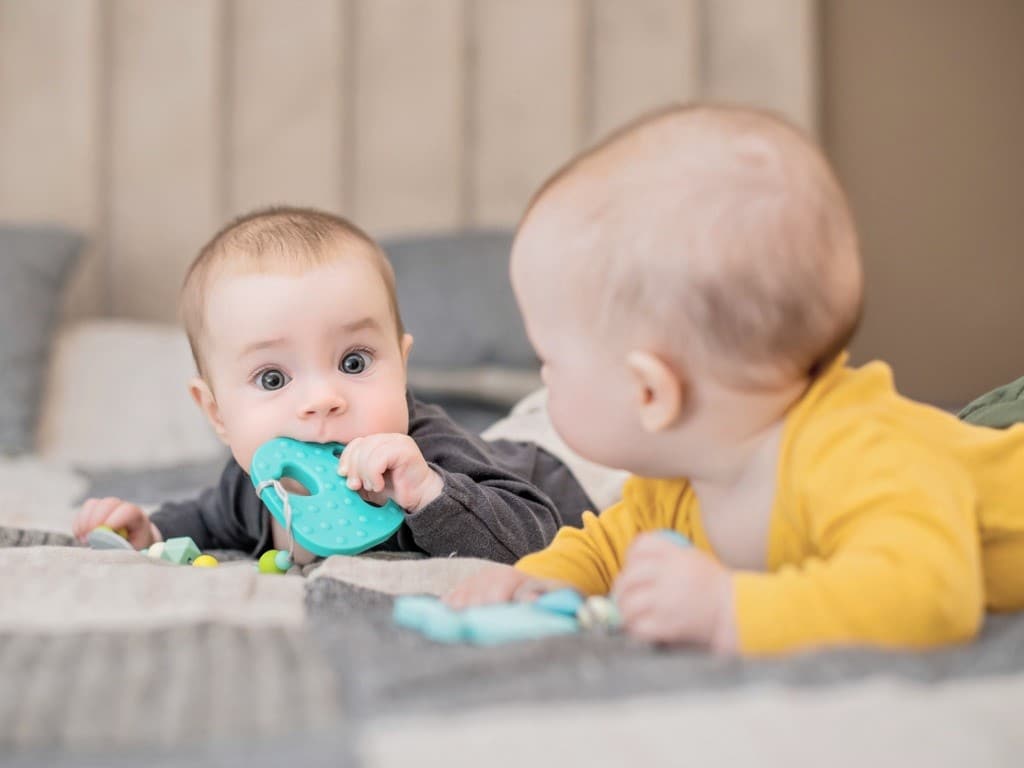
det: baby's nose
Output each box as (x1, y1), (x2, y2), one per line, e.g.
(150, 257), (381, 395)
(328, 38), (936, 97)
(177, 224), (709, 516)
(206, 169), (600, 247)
(301, 386), (347, 418)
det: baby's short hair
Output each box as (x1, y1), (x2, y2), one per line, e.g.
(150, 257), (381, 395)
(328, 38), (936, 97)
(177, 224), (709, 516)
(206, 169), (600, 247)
(531, 104), (863, 387)
(180, 206), (403, 378)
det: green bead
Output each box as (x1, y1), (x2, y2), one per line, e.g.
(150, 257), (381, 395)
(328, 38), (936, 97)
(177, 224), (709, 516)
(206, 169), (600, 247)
(258, 549), (286, 574)
(274, 550), (292, 572)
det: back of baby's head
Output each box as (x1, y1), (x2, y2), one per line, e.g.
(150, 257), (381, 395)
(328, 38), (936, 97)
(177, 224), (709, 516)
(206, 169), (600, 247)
(181, 206), (402, 377)
(531, 104), (863, 388)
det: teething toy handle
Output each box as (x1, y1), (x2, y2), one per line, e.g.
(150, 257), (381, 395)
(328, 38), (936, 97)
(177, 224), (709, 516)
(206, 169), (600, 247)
(249, 437), (405, 557)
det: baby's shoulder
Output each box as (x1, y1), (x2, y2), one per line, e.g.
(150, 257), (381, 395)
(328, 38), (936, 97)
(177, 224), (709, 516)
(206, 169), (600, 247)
(787, 398), (947, 477)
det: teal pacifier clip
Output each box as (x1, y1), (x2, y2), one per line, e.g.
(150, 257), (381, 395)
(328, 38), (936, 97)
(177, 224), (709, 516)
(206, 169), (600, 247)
(249, 437), (405, 557)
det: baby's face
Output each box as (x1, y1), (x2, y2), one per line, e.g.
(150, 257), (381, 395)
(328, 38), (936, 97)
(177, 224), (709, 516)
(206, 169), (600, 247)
(511, 217), (648, 474)
(195, 255), (412, 473)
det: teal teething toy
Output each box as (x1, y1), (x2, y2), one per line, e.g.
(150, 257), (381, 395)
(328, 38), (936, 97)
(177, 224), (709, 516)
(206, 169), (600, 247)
(249, 437), (405, 557)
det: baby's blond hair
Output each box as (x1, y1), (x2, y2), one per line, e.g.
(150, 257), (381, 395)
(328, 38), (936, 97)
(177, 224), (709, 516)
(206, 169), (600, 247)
(180, 206), (403, 378)
(528, 104), (863, 387)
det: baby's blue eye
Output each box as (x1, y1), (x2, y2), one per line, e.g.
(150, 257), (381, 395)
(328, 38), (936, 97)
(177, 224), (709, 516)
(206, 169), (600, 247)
(340, 351), (370, 374)
(257, 368), (290, 391)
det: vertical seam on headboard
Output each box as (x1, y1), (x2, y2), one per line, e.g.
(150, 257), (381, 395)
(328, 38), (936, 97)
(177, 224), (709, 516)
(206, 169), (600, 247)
(219, 0), (235, 221)
(695, 0), (708, 100)
(459, 0), (477, 228)
(579, 0), (595, 148)
(97, 0), (114, 315)
(340, 0), (357, 218)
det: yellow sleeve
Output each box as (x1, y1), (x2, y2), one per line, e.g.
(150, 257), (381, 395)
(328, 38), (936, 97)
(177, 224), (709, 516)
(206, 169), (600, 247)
(515, 477), (661, 596)
(734, 431), (984, 655)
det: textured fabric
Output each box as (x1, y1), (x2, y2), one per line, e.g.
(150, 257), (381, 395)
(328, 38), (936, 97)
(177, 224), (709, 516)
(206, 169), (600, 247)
(0, 624), (346, 757)
(0, 524), (74, 548)
(75, 455), (228, 505)
(308, 554), (491, 596)
(0, 456), (87, 533)
(360, 676), (1024, 768)
(37, 320), (225, 468)
(518, 354), (1024, 654)
(0, 226), (81, 455)
(384, 230), (532, 369)
(482, 387), (629, 513)
(151, 392), (594, 562)
(384, 231), (543, 413)
(0, 546), (305, 632)
(959, 374), (1024, 429)
(305, 575), (1024, 721)
(3, 527), (1024, 765)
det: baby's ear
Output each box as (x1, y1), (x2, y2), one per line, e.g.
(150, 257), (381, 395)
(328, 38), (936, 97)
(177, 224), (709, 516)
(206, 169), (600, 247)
(188, 377), (228, 444)
(626, 351), (685, 432)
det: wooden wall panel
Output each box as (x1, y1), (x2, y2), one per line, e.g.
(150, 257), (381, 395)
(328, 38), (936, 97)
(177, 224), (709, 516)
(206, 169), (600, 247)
(227, 0), (346, 218)
(471, 0), (586, 227)
(0, 0), (103, 316)
(350, 0), (464, 236)
(588, 0), (700, 143)
(704, 0), (819, 135)
(107, 0), (224, 320)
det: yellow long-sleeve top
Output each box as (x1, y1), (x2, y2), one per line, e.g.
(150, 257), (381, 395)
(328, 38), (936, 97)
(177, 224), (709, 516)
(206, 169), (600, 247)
(517, 355), (1024, 655)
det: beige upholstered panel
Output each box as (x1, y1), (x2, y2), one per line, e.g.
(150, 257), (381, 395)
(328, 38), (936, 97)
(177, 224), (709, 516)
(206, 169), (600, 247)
(704, 0), (818, 136)
(472, 0), (586, 227)
(588, 0), (700, 142)
(228, 0), (347, 217)
(0, 0), (103, 316)
(0, 0), (817, 322)
(107, 0), (225, 321)
(352, 0), (466, 235)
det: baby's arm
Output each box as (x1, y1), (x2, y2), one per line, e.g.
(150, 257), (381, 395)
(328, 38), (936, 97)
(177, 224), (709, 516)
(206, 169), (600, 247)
(399, 398), (646, 562)
(728, 434), (984, 655)
(443, 563), (569, 609)
(443, 479), (653, 605)
(148, 458), (268, 554)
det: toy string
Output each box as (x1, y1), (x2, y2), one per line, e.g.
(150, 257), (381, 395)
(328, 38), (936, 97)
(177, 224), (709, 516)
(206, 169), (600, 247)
(255, 479), (295, 560)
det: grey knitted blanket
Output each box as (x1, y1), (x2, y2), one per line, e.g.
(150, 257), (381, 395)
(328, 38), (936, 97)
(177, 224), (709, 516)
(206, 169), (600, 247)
(4, 526), (1024, 767)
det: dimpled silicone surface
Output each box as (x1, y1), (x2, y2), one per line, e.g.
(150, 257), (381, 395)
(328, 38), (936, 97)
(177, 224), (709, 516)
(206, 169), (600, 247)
(250, 437), (405, 557)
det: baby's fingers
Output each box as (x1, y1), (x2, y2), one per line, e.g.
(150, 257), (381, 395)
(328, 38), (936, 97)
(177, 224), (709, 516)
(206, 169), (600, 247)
(337, 438), (363, 477)
(105, 502), (146, 537)
(83, 497), (121, 534)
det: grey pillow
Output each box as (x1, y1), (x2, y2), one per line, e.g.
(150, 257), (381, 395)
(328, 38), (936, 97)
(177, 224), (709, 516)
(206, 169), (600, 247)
(384, 230), (537, 369)
(0, 226), (82, 454)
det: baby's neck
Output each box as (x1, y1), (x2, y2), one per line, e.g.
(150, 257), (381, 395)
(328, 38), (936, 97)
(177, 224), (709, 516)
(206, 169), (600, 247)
(688, 376), (808, 486)
(681, 375), (809, 569)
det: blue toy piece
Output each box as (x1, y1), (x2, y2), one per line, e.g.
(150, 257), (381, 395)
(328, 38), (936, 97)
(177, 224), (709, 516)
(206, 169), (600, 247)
(86, 527), (134, 551)
(533, 588), (585, 617)
(249, 437), (404, 557)
(393, 595), (579, 646)
(657, 529), (692, 548)
(393, 533), (692, 646)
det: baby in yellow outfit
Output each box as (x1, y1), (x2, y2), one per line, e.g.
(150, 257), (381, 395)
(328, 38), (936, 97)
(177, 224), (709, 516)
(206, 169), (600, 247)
(445, 104), (1024, 655)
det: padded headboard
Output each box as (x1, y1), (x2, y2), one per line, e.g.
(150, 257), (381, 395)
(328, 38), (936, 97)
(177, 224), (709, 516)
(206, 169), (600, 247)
(0, 0), (817, 323)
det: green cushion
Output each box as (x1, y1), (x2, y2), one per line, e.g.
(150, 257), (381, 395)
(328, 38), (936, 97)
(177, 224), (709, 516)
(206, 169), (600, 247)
(958, 375), (1024, 429)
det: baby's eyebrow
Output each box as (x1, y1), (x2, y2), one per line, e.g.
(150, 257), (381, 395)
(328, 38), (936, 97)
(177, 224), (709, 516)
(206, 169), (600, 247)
(338, 316), (379, 334)
(239, 337), (286, 358)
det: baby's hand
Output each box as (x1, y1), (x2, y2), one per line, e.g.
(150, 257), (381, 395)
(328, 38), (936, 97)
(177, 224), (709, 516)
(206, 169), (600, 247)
(613, 532), (736, 652)
(338, 433), (444, 513)
(72, 497), (160, 550)
(443, 563), (568, 609)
